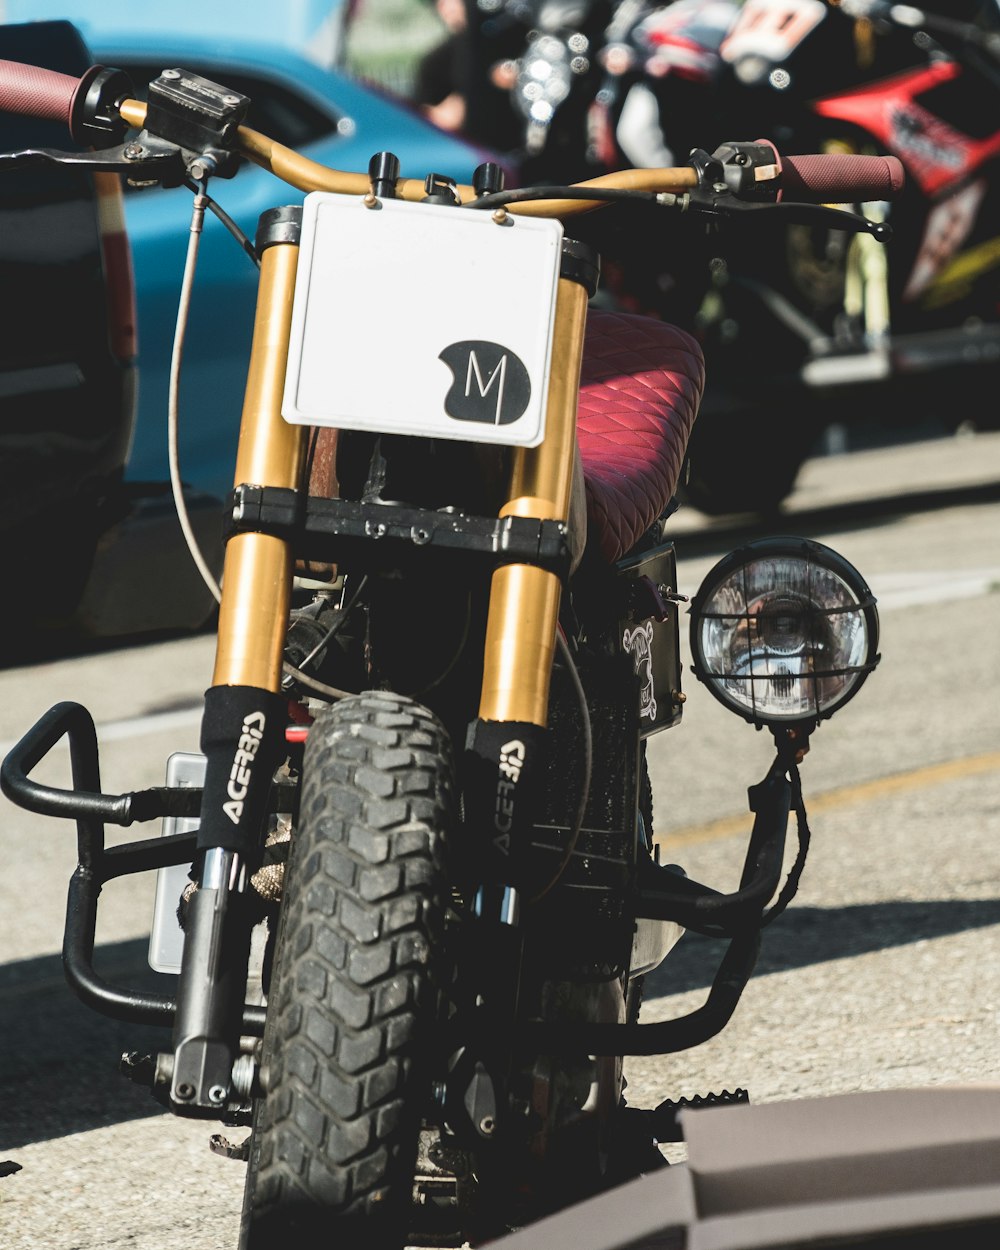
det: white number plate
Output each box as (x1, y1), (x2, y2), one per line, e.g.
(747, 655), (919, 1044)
(148, 751), (203, 975)
(282, 192), (564, 448)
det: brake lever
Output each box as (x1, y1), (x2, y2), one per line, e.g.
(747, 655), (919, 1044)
(0, 134), (186, 185)
(660, 187), (893, 240)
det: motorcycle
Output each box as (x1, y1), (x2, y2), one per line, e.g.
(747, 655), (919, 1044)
(0, 47), (894, 1248)
(460, 0), (615, 182)
(591, 0), (1000, 513)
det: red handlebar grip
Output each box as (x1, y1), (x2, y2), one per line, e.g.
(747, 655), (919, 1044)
(779, 153), (905, 203)
(0, 58), (81, 129)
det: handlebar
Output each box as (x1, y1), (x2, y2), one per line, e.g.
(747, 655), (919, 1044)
(777, 151), (904, 203)
(127, 93), (706, 211)
(1, 58), (904, 214)
(0, 57), (81, 127)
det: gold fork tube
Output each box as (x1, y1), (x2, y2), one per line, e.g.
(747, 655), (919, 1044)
(479, 277), (589, 725)
(213, 242), (307, 691)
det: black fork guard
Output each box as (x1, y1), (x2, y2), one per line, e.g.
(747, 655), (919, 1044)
(1, 701), (791, 1056)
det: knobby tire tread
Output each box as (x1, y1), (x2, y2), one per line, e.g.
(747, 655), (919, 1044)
(241, 692), (454, 1248)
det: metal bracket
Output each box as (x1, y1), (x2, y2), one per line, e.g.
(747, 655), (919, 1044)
(226, 486), (573, 579)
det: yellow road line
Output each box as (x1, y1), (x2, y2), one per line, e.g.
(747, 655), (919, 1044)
(658, 751), (1000, 849)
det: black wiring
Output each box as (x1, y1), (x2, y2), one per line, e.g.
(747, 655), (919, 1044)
(468, 185), (663, 210)
(282, 573), (371, 701)
(409, 592), (473, 698)
(298, 573), (369, 674)
(528, 629), (593, 903)
(681, 753), (812, 940)
(281, 662), (355, 701)
(758, 759), (811, 929)
(184, 178), (260, 267)
(303, 426), (320, 497)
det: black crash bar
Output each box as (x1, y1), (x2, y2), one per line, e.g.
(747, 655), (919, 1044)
(0, 701), (266, 1035)
(633, 770), (792, 936)
(2, 702), (792, 1055)
(520, 926), (763, 1056)
(517, 770), (790, 1056)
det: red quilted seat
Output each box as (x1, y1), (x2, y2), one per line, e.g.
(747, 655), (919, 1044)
(577, 309), (705, 564)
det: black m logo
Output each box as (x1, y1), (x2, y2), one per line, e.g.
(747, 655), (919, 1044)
(438, 340), (531, 426)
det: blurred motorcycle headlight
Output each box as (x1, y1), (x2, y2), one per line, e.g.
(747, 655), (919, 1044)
(689, 538), (879, 727)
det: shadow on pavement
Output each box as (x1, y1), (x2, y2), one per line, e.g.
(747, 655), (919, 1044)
(0, 940), (175, 1149)
(0, 619), (215, 673)
(645, 897), (1000, 1000)
(674, 478), (1000, 563)
(3, 898), (997, 1147)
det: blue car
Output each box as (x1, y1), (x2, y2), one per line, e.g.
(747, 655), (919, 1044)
(1, 4), (511, 635)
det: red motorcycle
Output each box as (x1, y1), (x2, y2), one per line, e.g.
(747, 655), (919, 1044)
(592, 0), (1000, 512)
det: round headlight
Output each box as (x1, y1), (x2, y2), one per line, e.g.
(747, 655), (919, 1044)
(689, 537), (880, 727)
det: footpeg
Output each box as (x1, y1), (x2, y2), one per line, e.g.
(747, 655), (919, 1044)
(120, 1051), (157, 1086)
(624, 1087), (750, 1142)
(209, 1133), (251, 1161)
(120, 1051), (173, 1110)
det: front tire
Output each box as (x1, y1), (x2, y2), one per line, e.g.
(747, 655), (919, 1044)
(240, 692), (455, 1249)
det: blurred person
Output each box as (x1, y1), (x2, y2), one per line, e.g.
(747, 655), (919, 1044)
(413, 0), (471, 130)
(411, 0), (534, 151)
(601, 0), (740, 169)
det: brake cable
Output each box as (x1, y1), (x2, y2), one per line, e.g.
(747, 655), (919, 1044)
(181, 177), (260, 268)
(168, 182), (223, 605)
(167, 170), (265, 610)
(527, 628), (594, 903)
